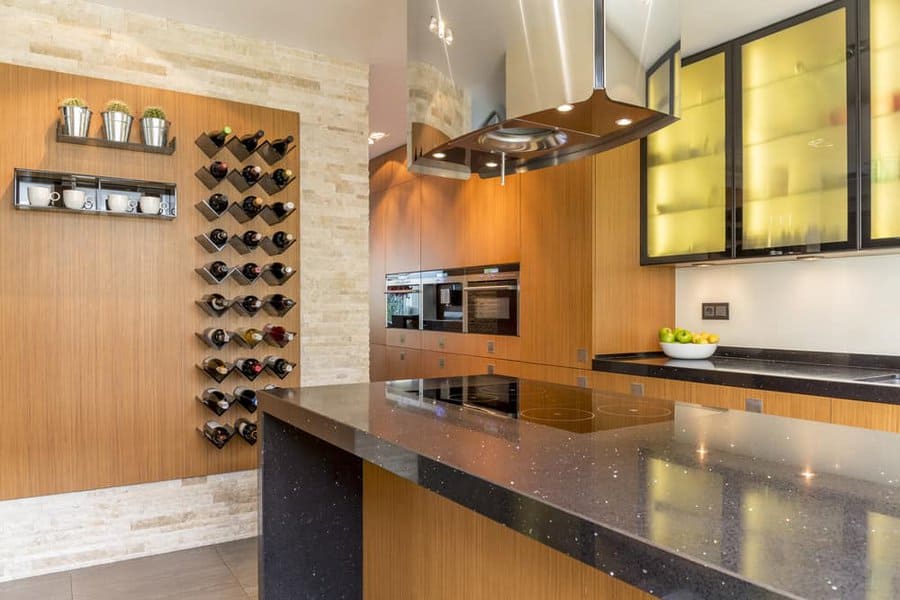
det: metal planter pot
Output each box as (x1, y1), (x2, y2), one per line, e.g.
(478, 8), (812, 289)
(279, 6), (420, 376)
(141, 117), (169, 147)
(59, 105), (92, 137)
(102, 111), (133, 143)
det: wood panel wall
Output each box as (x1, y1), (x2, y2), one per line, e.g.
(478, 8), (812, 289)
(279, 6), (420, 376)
(0, 63), (300, 500)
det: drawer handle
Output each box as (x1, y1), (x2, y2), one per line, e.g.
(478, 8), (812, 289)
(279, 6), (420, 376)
(400, 352), (406, 361)
(438, 358), (445, 368)
(630, 382), (644, 397)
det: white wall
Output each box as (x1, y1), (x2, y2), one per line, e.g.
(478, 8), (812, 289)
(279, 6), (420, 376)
(676, 254), (900, 355)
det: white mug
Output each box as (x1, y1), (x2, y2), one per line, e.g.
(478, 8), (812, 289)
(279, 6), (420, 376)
(106, 194), (129, 212)
(27, 186), (59, 207)
(63, 189), (93, 210)
(139, 195), (161, 214)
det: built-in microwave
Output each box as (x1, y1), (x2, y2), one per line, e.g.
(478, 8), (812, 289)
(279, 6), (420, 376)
(464, 265), (519, 336)
(421, 268), (465, 333)
(385, 272), (421, 329)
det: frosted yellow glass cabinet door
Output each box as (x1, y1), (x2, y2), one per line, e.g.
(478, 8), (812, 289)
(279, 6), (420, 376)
(644, 52), (729, 263)
(739, 7), (856, 255)
(869, 0), (900, 243)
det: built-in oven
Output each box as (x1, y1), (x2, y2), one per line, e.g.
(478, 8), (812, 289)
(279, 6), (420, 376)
(464, 264), (519, 336)
(385, 272), (421, 329)
(421, 268), (465, 333)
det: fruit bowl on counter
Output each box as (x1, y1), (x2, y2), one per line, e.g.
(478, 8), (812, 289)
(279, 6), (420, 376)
(658, 327), (719, 360)
(660, 342), (718, 360)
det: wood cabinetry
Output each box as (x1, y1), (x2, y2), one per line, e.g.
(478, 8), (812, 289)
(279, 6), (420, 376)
(519, 159), (593, 369)
(385, 328), (421, 349)
(689, 382), (832, 423)
(370, 190), (387, 345)
(421, 331), (468, 354)
(370, 344), (388, 382)
(384, 178), (421, 274)
(386, 347), (423, 380)
(831, 398), (900, 434)
(420, 350), (473, 378)
(463, 175), (521, 266)
(586, 372), (691, 403)
(420, 175), (465, 270)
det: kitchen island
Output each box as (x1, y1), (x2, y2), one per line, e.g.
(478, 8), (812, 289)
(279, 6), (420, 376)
(259, 375), (900, 599)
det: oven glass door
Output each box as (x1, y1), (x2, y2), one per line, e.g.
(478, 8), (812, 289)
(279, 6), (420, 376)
(423, 281), (464, 332)
(386, 287), (420, 329)
(465, 279), (518, 335)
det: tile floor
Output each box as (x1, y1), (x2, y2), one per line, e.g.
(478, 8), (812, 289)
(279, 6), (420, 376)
(0, 537), (258, 600)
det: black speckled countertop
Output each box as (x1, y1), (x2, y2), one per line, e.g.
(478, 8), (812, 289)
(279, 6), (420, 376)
(260, 376), (900, 600)
(593, 347), (900, 404)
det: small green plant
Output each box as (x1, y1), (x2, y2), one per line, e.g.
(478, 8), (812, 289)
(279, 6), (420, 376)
(104, 99), (131, 115)
(60, 97), (87, 108)
(142, 106), (167, 120)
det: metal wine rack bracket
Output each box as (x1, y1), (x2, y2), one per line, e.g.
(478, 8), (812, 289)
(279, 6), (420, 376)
(260, 236), (296, 256)
(227, 203), (259, 224)
(229, 235), (259, 255)
(225, 169), (255, 193)
(260, 206), (296, 226)
(232, 332), (264, 349)
(224, 136), (253, 162)
(230, 269), (260, 286)
(195, 331), (232, 349)
(264, 331), (296, 348)
(196, 299), (232, 318)
(198, 393), (234, 416)
(256, 140), (296, 166)
(194, 132), (225, 158)
(257, 172), (295, 196)
(261, 268), (297, 286)
(195, 198), (229, 221)
(195, 265), (234, 285)
(196, 363), (234, 384)
(195, 232), (227, 253)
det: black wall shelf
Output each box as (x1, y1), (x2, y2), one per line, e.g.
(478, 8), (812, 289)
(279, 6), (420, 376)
(14, 168), (177, 219)
(56, 125), (176, 155)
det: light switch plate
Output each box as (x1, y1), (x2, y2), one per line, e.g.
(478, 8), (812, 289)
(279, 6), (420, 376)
(702, 302), (730, 320)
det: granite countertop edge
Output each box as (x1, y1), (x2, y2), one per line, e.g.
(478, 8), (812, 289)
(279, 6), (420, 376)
(592, 348), (900, 405)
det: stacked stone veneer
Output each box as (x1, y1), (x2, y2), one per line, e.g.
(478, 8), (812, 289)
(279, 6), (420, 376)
(408, 60), (471, 139)
(0, 0), (369, 582)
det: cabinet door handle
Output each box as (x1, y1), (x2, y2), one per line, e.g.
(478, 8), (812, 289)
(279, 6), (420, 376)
(399, 334), (406, 344)
(400, 352), (406, 361)
(438, 358), (445, 368)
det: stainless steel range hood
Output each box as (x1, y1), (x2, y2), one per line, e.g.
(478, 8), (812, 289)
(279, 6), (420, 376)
(407, 0), (681, 179)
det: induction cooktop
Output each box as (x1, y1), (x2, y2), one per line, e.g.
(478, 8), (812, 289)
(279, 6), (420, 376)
(392, 375), (674, 434)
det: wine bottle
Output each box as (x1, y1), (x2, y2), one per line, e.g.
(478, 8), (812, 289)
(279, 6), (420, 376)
(266, 294), (295, 312)
(235, 418), (258, 443)
(269, 201), (295, 218)
(201, 357), (230, 377)
(209, 228), (229, 247)
(241, 328), (264, 345)
(271, 231), (295, 249)
(237, 295), (263, 313)
(272, 168), (293, 186)
(201, 388), (231, 412)
(235, 357), (264, 378)
(207, 193), (228, 214)
(202, 293), (230, 312)
(241, 165), (263, 185)
(234, 386), (258, 412)
(269, 135), (294, 155)
(240, 262), (261, 280)
(201, 327), (230, 346)
(264, 324), (294, 345)
(209, 161), (229, 179)
(203, 420), (235, 446)
(242, 230), (262, 247)
(207, 126), (233, 147)
(265, 262), (293, 280)
(264, 356), (294, 377)
(240, 130), (265, 152)
(205, 260), (231, 281)
(241, 195), (264, 216)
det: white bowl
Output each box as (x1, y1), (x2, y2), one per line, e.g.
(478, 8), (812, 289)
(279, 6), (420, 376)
(660, 342), (718, 360)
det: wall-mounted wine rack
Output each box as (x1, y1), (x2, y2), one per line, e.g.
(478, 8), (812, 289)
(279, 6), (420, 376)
(14, 168), (177, 219)
(194, 127), (298, 450)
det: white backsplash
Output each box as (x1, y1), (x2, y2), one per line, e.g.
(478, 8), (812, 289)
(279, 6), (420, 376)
(675, 253), (900, 356)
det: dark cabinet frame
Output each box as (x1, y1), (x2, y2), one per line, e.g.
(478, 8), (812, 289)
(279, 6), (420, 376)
(642, 0), (866, 264)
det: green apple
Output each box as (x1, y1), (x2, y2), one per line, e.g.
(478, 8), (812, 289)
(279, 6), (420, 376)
(675, 330), (693, 344)
(658, 327), (673, 341)
(660, 331), (676, 343)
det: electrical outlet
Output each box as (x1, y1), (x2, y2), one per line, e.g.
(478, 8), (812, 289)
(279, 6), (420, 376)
(702, 302), (730, 320)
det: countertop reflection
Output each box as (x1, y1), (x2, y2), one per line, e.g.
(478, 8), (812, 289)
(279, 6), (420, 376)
(261, 377), (900, 600)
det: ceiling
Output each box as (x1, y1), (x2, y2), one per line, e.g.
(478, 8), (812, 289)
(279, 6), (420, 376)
(93, 0), (837, 160)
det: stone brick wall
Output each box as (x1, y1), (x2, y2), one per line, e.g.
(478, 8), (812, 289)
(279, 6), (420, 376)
(0, 0), (370, 582)
(408, 60), (472, 139)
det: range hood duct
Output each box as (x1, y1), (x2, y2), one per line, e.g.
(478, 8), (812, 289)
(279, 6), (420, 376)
(407, 0), (681, 179)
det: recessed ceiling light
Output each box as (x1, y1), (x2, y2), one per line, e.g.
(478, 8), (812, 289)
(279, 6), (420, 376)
(485, 161), (499, 168)
(432, 152), (446, 159)
(557, 104), (574, 113)
(368, 131), (388, 145)
(615, 117), (633, 126)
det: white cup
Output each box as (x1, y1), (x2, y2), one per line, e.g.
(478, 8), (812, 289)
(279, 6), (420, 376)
(27, 186), (59, 207)
(107, 194), (129, 212)
(139, 195), (161, 214)
(63, 189), (92, 210)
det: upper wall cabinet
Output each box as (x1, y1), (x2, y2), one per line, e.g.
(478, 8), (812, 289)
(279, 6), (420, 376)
(384, 178), (421, 274)
(644, 51), (730, 263)
(737, 6), (856, 256)
(866, 0), (900, 245)
(642, 0), (864, 264)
